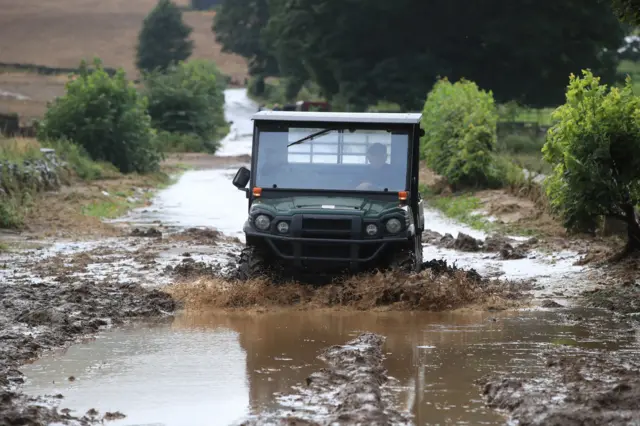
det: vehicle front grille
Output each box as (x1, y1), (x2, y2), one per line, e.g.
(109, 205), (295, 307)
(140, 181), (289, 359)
(301, 217), (352, 240)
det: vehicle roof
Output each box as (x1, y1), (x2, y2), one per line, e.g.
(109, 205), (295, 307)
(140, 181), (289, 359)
(252, 111), (422, 124)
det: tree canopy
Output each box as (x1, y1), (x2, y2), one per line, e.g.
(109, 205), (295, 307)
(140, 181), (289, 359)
(542, 70), (640, 251)
(213, 0), (626, 109)
(136, 0), (194, 74)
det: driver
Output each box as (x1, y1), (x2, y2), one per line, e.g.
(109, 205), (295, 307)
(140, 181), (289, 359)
(356, 143), (395, 190)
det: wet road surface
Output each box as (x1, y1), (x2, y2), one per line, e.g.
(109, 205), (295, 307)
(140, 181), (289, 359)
(13, 88), (632, 425)
(19, 309), (639, 425)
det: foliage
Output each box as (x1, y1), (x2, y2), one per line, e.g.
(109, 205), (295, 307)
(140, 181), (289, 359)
(143, 60), (228, 153)
(542, 70), (640, 243)
(611, 0), (640, 25)
(421, 78), (510, 188)
(37, 58), (161, 174)
(190, 0), (220, 10)
(253, 0), (625, 110)
(136, 0), (194, 73)
(212, 0), (278, 76)
(41, 138), (118, 181)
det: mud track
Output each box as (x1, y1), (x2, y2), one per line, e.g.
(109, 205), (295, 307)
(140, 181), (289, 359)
(480, 346), (640, 425)
(239, 333), (411, 425)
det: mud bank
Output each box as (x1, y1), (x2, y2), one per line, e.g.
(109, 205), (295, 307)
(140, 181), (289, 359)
(238, 333), (411, 425)
(0, 236), (190, 424)
(480, 344), (640, 425)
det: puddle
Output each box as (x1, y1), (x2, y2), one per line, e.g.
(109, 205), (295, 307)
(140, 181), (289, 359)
(18, 308), (639, 425)
(111, 168), (249, 240)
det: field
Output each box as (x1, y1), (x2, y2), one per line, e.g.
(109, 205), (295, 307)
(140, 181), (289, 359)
(0, 0), (248, 122)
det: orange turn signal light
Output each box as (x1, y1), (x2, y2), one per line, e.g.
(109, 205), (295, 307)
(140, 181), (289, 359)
(398, 191), (408, 201)
(252, 187), (262, 197)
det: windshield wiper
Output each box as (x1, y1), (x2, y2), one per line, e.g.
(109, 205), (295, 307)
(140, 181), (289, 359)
(287, 128), (337, 148)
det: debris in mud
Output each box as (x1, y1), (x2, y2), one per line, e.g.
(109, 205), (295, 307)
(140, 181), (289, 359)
(238, 333), (411, 425)
(479, 347), (640, 425)
(422, 230), (531, 259)
(540, 299), (564, 308)
(583, 284), (640, 317)
(169, 227), (222, 244)
(167, 257), (225, 278)
(130, 227), (162, 238)
(422, 258), (482, 282)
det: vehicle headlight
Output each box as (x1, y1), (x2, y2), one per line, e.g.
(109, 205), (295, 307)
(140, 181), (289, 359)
(386, 218), (402, 233)
(277, 221), (289, 233)
(365, 224), (378, 236)
(254, 214), (271, 230)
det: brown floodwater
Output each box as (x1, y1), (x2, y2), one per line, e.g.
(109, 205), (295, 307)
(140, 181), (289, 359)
(18, 307), (639, 425)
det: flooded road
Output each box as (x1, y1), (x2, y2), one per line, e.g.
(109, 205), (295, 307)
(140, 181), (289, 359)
(19, 309), (639, 425)
(9, 87), (635, 425)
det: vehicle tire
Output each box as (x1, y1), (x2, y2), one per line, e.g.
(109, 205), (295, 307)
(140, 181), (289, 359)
(388, 234), (422, 273)
(236, 245), (270, 280)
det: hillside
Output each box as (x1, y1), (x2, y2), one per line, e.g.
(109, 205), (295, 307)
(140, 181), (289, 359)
(0, 0), (248, 121)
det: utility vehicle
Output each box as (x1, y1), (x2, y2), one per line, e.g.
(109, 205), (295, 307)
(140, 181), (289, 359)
(232, 111), (425, 279)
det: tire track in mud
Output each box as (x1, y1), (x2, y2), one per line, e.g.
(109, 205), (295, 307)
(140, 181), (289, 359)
(238, 333), (412, 426)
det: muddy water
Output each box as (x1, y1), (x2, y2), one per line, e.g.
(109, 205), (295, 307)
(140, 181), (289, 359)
(19, 308), (638, 425)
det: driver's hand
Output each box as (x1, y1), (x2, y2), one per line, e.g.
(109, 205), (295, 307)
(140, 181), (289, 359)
(356, 182), (376, 190)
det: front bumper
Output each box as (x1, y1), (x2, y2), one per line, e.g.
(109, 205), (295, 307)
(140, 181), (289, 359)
(243, 213), (410, 268)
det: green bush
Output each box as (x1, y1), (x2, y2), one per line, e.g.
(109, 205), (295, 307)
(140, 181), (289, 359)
(420, 78), (502, 189)
(144, 60), (228, 154)
(37, 58), (161, 174)
(542, 70), (640, 245)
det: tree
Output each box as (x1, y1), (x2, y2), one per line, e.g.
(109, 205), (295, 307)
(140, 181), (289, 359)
(136, 0), (194, 74)
(611, 0), (640, 24)
(262, 0), (625, 109)
(38, 59), (160, 174)
(212, 0), (278, 77)
(542, 70), (640, 254)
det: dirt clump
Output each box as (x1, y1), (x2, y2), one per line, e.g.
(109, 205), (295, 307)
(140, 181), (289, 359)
(422, 230), (531, 260)
(169, 227), (222, 244)
(239, 333), (411, 425)
(167, 263), (530, 311)
(479, 348), (640, 425)
(167, 257), (225, 279)
(130, 227), (162, 238)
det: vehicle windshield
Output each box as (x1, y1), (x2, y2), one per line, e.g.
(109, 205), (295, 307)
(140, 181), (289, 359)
(254, 124), (409, 192)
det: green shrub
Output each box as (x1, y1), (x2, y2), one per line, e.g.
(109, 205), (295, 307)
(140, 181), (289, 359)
(144, 60), (228, 154)
(37, 58), (160, 174)
(542, 70), (640, 244)
(0, 198), (23, 229)
(420, 78), (502, 189)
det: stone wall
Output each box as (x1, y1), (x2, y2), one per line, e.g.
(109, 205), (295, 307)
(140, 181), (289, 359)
(0, 148), (64, 197)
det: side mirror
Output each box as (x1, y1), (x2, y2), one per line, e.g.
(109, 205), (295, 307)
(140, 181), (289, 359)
(233, 166), (250, 189)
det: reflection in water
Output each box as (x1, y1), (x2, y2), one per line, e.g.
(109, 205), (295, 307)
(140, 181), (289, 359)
(20, 309), (638, 425)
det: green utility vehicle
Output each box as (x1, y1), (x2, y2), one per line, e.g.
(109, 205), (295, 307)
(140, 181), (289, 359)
(232, 111), (425, 278)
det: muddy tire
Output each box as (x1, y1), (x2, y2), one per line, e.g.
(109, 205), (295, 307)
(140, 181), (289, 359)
(236, 245), (270, 280)
(388, 234), (422, 273)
